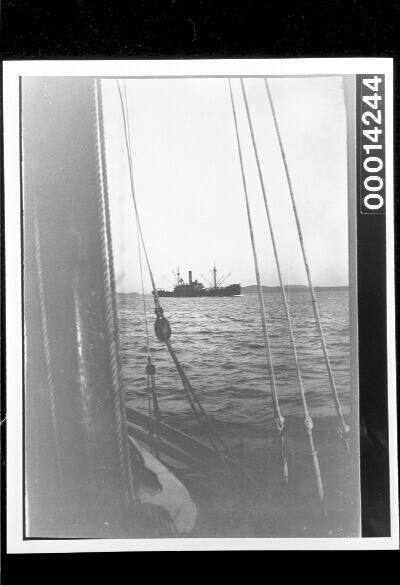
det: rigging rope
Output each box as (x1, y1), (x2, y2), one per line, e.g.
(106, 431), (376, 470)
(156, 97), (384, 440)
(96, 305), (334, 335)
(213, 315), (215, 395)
(263, 78), (350, 454)
(163, 336), (232, 459)
(146, 358), (161, 457)
(119, 80), (161, 445)
(94, 79), (137, 507)
(228, 79), (288, 484)
(239, 78), (326, 505)
(116, 80), (241, 473)
(32, 192), (65, 493)
(135, 205), (162, 454)
(136, 218), (151, 359)
(116, 81), (161, 310)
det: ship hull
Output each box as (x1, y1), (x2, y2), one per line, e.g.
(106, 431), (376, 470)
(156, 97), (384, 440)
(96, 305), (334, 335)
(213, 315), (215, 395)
(157, 284), (241, 298)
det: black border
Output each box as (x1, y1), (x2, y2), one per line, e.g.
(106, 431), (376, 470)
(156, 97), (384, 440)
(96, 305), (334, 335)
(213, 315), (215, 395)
(0, 1), (398, 60)
(357, 75), (391, 536)
(1, 0), (399, 576)
(0, 59), (7, 564)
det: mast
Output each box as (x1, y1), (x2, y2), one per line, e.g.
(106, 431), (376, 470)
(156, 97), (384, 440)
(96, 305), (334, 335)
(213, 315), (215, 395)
(213, 263), (217, 289)
(23, 76), (135, 537)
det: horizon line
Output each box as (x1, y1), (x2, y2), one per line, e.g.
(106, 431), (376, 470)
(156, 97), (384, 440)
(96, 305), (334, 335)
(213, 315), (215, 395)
(117, 283), (350, 295)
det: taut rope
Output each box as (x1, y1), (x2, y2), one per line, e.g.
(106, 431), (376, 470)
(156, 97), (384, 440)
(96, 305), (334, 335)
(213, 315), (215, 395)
(238, 78), (326, 507)
(116, 80), (243, 473)
(264, 78), (350, 454)
(228, 79), (288, 484)
(135, 204), (162, 454)
(116, 81), (160, 308)
(94, 79), (136, 507)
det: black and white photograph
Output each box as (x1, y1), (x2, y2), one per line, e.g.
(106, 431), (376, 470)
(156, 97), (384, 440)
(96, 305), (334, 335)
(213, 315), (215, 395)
(3, 59), (398, 551)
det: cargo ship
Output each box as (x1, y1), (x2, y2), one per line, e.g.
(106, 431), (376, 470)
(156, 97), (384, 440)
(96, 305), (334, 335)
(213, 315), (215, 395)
(156, 266), (241, 297)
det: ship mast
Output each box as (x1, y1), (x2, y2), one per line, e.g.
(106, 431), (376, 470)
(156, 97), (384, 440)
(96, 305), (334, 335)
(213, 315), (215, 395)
(212, 263), (217, 289)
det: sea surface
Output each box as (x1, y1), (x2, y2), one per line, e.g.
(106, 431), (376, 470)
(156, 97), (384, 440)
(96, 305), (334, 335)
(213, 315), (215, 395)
(117, 290), (351, 425)
(117, 290), (358, 536)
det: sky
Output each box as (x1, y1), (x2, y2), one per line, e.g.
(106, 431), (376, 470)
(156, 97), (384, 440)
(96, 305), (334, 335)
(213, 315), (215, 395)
(102, 76), (349, 294)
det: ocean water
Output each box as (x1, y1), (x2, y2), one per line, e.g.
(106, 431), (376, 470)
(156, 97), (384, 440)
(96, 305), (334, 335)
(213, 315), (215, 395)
(117, 290), (351, 426)
(117, 290), (358, 536)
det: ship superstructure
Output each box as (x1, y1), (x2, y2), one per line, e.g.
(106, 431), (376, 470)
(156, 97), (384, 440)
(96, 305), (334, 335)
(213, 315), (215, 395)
(156, 266), (241, 297)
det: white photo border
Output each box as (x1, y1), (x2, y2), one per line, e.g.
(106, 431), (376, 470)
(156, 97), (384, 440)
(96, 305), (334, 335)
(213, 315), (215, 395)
(4, 57), (398, 552)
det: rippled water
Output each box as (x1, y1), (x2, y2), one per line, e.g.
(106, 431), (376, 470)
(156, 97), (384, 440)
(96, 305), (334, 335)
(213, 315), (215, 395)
(117, 290), (358, 536)
(117, 290), (350, 428)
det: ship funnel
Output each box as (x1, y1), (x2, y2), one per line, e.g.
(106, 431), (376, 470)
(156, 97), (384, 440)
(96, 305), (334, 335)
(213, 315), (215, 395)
(188, 270), (192, 285)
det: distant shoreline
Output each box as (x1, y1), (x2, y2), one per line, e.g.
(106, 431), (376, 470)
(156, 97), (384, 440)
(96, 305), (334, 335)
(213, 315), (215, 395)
(117, 285), (349, 296)
(241, 285), (349, 293)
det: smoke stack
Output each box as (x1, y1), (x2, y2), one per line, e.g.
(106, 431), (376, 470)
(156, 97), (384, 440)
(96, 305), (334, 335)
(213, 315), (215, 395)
(188, 270), (192, 285)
